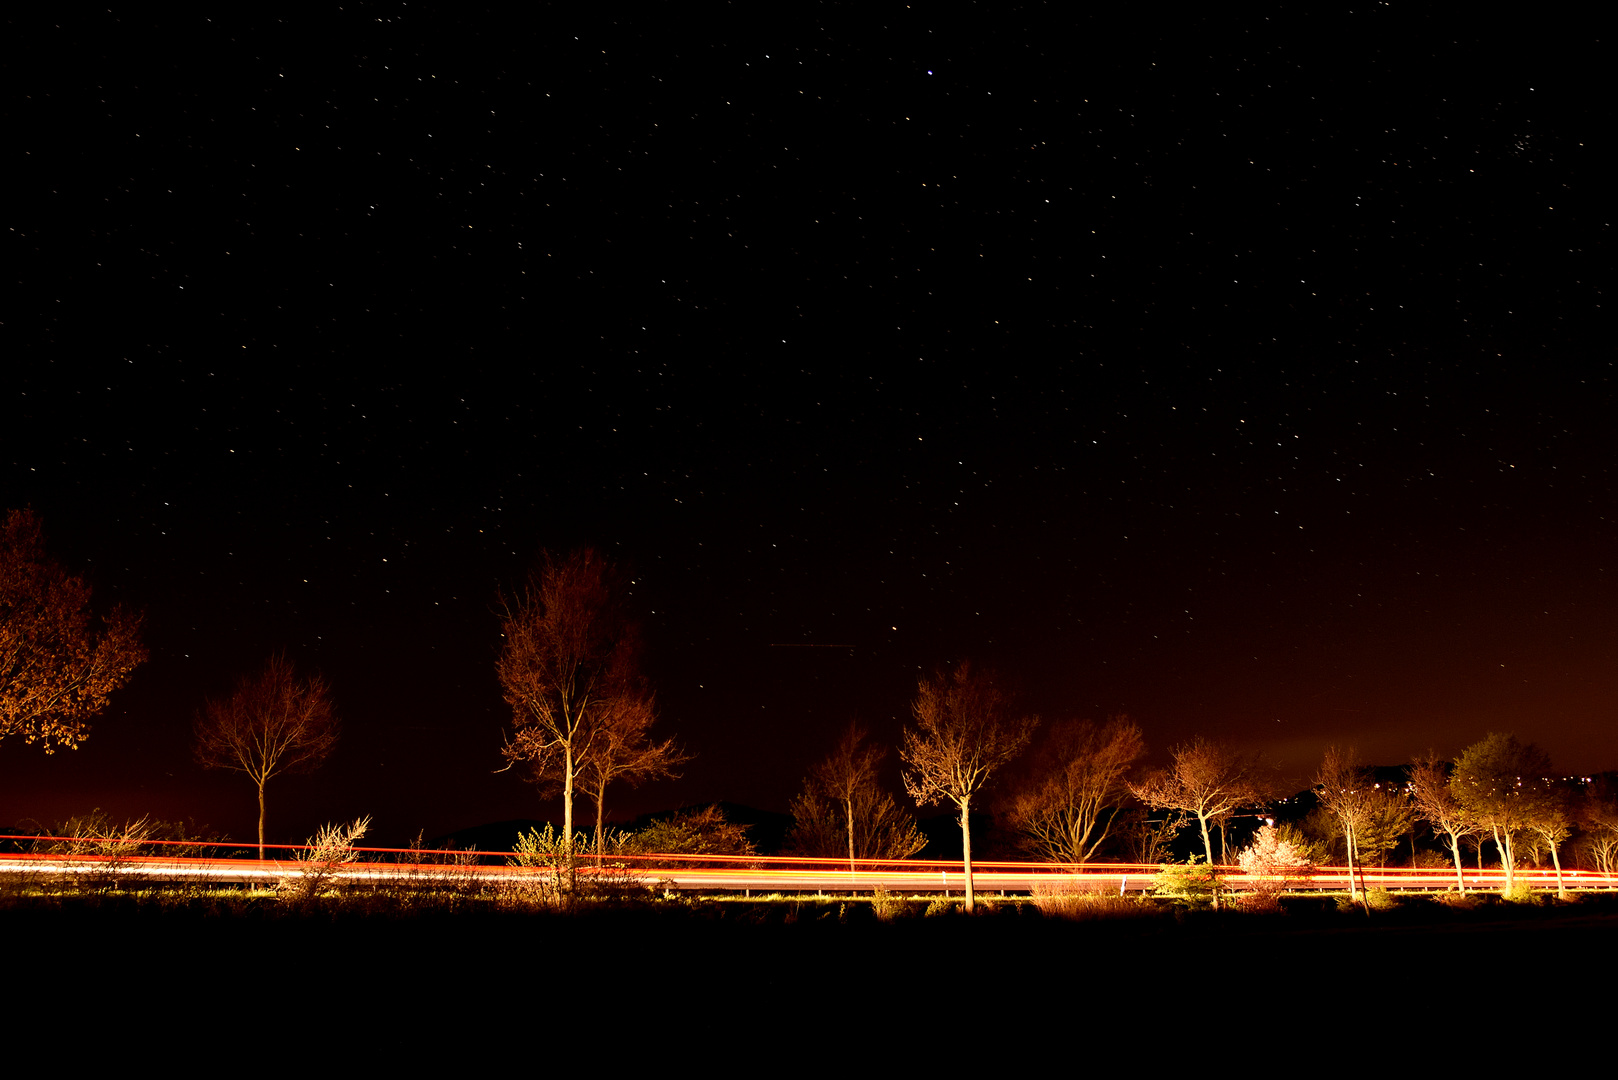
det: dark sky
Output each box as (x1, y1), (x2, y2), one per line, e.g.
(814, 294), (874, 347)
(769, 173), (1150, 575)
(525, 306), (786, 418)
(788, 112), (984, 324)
(3, 7), (1611, 848)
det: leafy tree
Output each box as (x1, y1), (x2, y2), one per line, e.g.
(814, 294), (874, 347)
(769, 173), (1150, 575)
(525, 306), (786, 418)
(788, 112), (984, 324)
(1523, 779), (1574, 899)
(901, 661), (1037, 912)
(497, 549), (649, 874)
(621, 804), (755, 868)
(194, 653), (339, 859)
(0, 509), (146, 754)
(1451, 732), (1553, 894)
(1358, 786), (1416, 869)
(787, 723), (925, 870)
(1151, 855), (1222, 907)
(1408, 752), (1480, 894)
(1004, 715), (1145, 864)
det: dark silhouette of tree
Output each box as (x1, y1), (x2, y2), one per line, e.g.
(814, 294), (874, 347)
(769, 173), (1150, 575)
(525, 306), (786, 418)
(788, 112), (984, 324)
(194, 654), (339, 859)
(0, 509), (146, 754)
(1004, 715), (1145, 864)
(901, 661), (1036, 912)
(576, 693), (689, 857)
(497, 549), (646, 872)
(788, 723), (926, 870)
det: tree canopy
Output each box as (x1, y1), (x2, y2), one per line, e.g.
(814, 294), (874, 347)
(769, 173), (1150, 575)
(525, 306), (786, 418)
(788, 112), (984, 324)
(0, 509), (146, 754)
(1450, 732), (1553, 893)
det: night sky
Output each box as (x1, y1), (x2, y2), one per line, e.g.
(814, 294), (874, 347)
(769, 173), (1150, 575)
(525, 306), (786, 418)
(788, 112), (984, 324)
(4, 7), (1610, 848)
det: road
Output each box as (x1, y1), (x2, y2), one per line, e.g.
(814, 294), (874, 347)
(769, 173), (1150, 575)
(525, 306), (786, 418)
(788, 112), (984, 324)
(5, 841), (1615, 894)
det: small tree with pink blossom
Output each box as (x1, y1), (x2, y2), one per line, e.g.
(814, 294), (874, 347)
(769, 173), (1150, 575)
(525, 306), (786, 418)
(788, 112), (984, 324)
(1236, 824), (1314, 910)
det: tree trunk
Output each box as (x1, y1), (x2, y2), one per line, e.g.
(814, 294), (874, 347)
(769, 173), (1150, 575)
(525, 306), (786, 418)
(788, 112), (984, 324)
(257, 780), (266, 861)
(1345, 826), (1370, 913)
(1550, 840), (1566, 899)
(563, 745), (576, 890)
(960, 798), (974, 913)
(1447, 831), (1467, 895)
(593, 781), (606, 859)
(1195, 814), (1220, 911)
(846, 794), (856, 875)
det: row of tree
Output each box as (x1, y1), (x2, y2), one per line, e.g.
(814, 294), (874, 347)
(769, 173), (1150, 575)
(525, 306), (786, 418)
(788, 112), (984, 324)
(6, 519), (1615, 901)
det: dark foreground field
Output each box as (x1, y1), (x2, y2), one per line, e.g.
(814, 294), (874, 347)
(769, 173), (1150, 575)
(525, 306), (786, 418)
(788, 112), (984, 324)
(7, 891), (1613, 1047)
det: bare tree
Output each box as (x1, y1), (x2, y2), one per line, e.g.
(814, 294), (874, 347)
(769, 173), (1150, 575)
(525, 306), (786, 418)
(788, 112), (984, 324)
(0, 509), (146, 754)
(1409, 752), (1479, 894)
(1129, 737), (1265, 873)
(788, 723), (926, 870)
(497, 549), (644, 872)
(900, 661), (1037, 912)
(1450, 732), (1552, 893)
(1313, 746), (1388, 905)
(1005, 715), (1145, 864)
(1577, 776), (1618, 874)
(576, 692), (689, 857)
(194, 653), (340, 859)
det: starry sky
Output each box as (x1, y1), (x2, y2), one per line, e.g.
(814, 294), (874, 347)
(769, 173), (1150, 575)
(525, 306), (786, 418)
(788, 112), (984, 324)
(3, 7), (1611, 847)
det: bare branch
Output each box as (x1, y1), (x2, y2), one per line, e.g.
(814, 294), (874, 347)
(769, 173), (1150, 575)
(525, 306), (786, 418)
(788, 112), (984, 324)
(194, 653), (339, 859)
(900, 661), (1036, 911)
(497, 549), (681, 865)
(1005, 715), (1145, 865)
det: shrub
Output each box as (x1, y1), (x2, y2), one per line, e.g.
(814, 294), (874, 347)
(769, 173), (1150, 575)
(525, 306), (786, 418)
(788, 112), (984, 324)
(506, 824), (585, 908)
(27, 811), (228, 894)
(1152, 856), (1221, 907)
(1501, 881), (1539, 905)
(870, 885), (909, 922)
(1364, 886), (1399, 911)
(278, 817), (370, 905)
(617, 805), (756, 868)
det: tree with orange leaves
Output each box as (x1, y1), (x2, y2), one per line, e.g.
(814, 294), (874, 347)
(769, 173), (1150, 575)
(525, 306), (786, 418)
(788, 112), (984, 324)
(0, 509), (146, 754)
